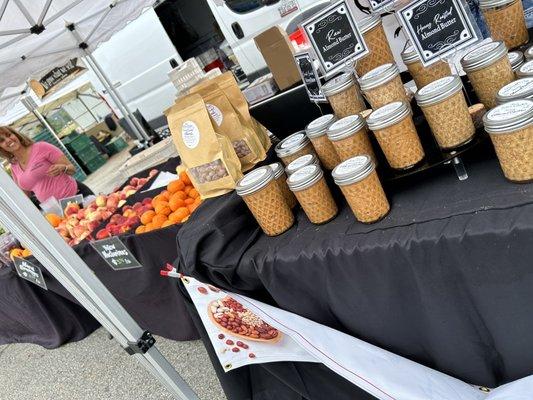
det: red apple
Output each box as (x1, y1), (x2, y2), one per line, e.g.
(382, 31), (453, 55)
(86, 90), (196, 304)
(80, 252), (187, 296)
(149, 169), (158, 177)
(95, 195), (107, 207)
(142, 198), (152, 206)
(106, 196), (119, 209)
(87, 221), (100, 232)
(137, 178), (148, 187)
(76, 209), (86, 220)
(101, 210), (113, 220)
(123, 205), (133, 212)
(64, 202), (80, 217)
(72, 225), (88, 238)
(95, 229), (111, 240)
(126, 216), (140, 226)
(132, 202), (143, 211)
(130, 177), (139, 186)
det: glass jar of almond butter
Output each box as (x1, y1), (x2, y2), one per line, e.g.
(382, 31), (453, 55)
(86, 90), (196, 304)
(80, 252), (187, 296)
(268, 162), (297, 209)
(496, 78), (533, 104)
(367, 101), (425, 169)
(236, 166), (294, 236)
(517, 60), (533, 78)
(358, 63), (408, 110)
(461, 41), (515, 109)
(401, 44), (451, 89)
(322, 73), (367, 118)
(415, 75), (475, 149)
(508, 51), (525, 77)
(305, 114), (341, 170)
(327, 114), (376, 164)
(287, 165), (338, 224)
(275, 131), (318, 166)
(285, 154), (320, 176)
(480, 0), (528, 50)
(333, 155), (390, 223)
(354, 14), (395, 77)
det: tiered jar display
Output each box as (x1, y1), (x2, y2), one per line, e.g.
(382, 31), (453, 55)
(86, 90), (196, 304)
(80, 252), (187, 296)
(236, 166), (294, 236)
(415, 76), (475, 149)
(461, 41), (515, 109)
(359, 63), (408, 109)
(305, 114), (341, 170)
(496, 78), (533, 104)
(401, 44), (451, 88)
(480, 0), (529, 49)
(367, 101), (425, 169)
(268, 162), (297, 209)
(483, 99), (533, 182)
(275, 131), (318, 166)
(322, 73), (366, 118)
(326, 114), (376, 164)
(355, 14), (395, 77)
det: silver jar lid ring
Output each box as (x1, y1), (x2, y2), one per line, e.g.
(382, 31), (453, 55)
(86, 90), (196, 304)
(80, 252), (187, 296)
(401, 44), (419, 64)
(359, 13), (381, 34)
(508, 51), (524, 69)
(518, 60), (533, 77)
(359, 63), (399, 91)
(286, 154), (318, 176)
(367, 101), (411, 131)
(275, 131), (311, 157)
(461, 41), (508, 72)
(327, 114), (367, 141)
(236, 166), (274, 196)
(332, 155), (374, 186)
(496, 78), (533, 102)
(479, 0), (518, 9)
(415, 75), (463, 106)
(526, 46), (533, 60)
(268, 162), (284, 179)
(483, 99), (533, 134)
(306, 114), (336, 138)
(287, 164), (323, 191)
(322, 73), (355, 97)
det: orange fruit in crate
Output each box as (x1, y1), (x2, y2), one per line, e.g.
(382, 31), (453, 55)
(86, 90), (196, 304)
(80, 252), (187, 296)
(167, 180), (185, 193)
(22, 248), (32, 258)
(184, 198), (194, 206)
(169, 195), (185, 211)
(155, 202), (171, 216)
(173, 191), (187, 201)
(183, 185), (193, 195)
(135, 225), (146, 234)
(152, 214), (167, 228)
(159, 190), (170, 201)
(173, 207), (190, 222)
(9, 248), (24, 260)
(180, 171), (192, 185)
(161, 220), (174, 228)
(188, 188), (199, 199)
(168, 212), (181, 224)
(46, 213), (62, 227)
(144, 223), (154, 232)
(140, 210), (156, 225)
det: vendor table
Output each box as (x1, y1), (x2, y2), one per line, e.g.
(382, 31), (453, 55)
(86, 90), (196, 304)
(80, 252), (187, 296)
(176, 147), (533, 398)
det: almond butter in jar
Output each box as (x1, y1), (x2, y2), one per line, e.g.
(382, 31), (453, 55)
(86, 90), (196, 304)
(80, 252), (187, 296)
(275, 131), (318, 166)
(508, 51), (525, 77)
(496, 77), (533, 104)
(322, 73), (366, 118)
(461, 41), (515, 109)
(483, 99), (533, 182)
(285, 154), (320, 176)
(517, 59), (533, 78)
(367, 101), (425, 169)
(305, 114), (341, 169)
(236, 166), (294, 236)
(268, 162), (297, 209)
(415, 75), (475, 149)
(354, 14), (395, 77)
(326, 114), (376, 164)
(358, 63), (409, 110)
(333, 155), (390, 223)
(401, 44), (451, 89)
(480, 0), (529, 50)
(287, 165), (338, 224)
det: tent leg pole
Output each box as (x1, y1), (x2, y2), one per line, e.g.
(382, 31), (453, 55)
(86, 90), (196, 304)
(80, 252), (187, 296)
(76, 94), (99, 124)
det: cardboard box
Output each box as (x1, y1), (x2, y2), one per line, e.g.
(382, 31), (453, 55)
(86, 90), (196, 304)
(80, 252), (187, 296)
(254, 26), (302, 90)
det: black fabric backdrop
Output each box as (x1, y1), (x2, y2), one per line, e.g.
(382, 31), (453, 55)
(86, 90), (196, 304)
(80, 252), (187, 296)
(176, 147), (533, 393)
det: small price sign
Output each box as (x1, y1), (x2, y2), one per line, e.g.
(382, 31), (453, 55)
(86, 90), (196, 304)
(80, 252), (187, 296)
(14, 257), (47, 290)
(91, 236), (142, 271)
(59, 194), (84, 216)
(294, 52), (326, 102)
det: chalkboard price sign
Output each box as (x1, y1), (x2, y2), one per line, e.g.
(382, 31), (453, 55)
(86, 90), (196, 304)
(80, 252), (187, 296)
(302, 0), (368, 76)
(294, 52), (326, 102)
(14, 257), (47, 290)
(91, 236), (142, 271)
(397, 0), (479, 66)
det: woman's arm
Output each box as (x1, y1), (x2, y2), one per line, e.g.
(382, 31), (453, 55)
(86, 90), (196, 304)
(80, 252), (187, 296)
(47, 154), (75, 177)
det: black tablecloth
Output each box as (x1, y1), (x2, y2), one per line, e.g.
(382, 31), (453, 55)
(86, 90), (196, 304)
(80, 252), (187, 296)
(177, 150), (533, 391)
(0, 265), (100, 348)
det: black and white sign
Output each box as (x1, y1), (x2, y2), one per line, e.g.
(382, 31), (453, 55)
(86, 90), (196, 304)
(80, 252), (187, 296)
(14, 257), (47, 290)
(369, 0), (396, 12)
(59, 194), (84, 216)
(91, 237), (142, 271)
(397, 0), (479, 66)
(302, 0), (368, 76)
(294, 52), (326, 102)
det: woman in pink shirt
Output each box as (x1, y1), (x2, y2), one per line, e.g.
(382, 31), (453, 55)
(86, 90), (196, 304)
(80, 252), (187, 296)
(0, 126), (93, 203)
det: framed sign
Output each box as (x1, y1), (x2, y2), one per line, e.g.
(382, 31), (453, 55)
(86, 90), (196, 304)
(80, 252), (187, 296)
(397, 0), (480, 66)
(302, 0), (368, 76)
(14, 257), (47, 290)
(59, 194), (83, 216)
(91, 236), (142, 271)
(294, 52), (326, 102)
(369, 0), (396, 12)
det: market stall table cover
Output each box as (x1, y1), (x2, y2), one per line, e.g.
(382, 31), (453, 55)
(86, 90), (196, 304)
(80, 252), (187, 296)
(176, 150), (533, 389)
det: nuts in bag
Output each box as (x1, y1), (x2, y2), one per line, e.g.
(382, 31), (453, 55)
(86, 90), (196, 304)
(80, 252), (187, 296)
(188, 83), (266, 172)
(166, 94), (243, 198)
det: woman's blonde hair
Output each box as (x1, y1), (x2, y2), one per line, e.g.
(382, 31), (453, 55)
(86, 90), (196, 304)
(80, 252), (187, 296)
(0, 126), (33, 160)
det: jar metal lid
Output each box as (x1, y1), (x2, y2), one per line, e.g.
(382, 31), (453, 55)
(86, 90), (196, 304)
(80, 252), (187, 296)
(496, 78), (533, 104)
(286, 154), (319, 176)
(401, 44), (419, 64)
(461, 41), (507, 72)
(268, 162), (285, 179)
(483, 99), (533, 134)
(236, 166), (274, 196)
(359, 63), (400, 91)
(367, 101), (411, 131)
(517, 60), (533, 77)
(508, 51), (524, 71)
(526, 46), (533, 61)
(306, 114), (337, 138)
(359, 13), (381, 34)
(479, 0), (517, 9)
(287, 164), (323, 191)
(275, 131), (311, 157)
(332, 155), (374, 186)
(415, 75), (463, 106)
(327, 114), (367, 141)
(322, 73), (355, 97)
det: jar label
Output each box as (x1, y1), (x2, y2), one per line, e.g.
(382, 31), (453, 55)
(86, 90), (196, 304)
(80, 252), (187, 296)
(464, 41), (500, 61)
(281, 133), (305, 149)
(335, 156), (368, 175)
(370, 101), (403, 120)
(308, 114), (335, 130)
(363, 63), (393, 79)
(486, 100), (533, 121)
(240, 167), (269, 186)
(519, 60), (533, 73)
(288, 165), (317, 183)
(268, 163), (282, 175)
(418, 76), (456, 95)
(498, 78), (533, 97)
(206, 103), (224, 126)
(508, 52), (522, 64)
(182, 121), (200, 149)
(288, 154), (314, 170)
(330, 115), (360, 130)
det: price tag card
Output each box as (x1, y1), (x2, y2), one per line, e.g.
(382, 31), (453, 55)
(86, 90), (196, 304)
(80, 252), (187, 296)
(369, 0), (395, 12)
(59, 194), (84, 215)
(302, 0), (368, 76)
(91, 237), (142, 271)
(14, 257), (47, 290)
(397, 0), (479, 66)
(294, 52), (327, 102)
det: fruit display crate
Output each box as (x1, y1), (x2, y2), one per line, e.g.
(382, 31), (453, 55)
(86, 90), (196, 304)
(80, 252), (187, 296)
(73, 144), (102, 164)
(84, 154), (107, 173)
(63, 133), (93, 153)
(105, 136), (128, 156)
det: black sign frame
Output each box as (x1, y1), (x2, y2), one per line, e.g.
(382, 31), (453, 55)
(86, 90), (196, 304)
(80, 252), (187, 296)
(397, 0), (479, 66)
(14, 257), (47, 290)
(369, 0), (396, 12)
(294, 52), (327, 103)
(301, 0), (368, 76)
(91, 236), (142, 271)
